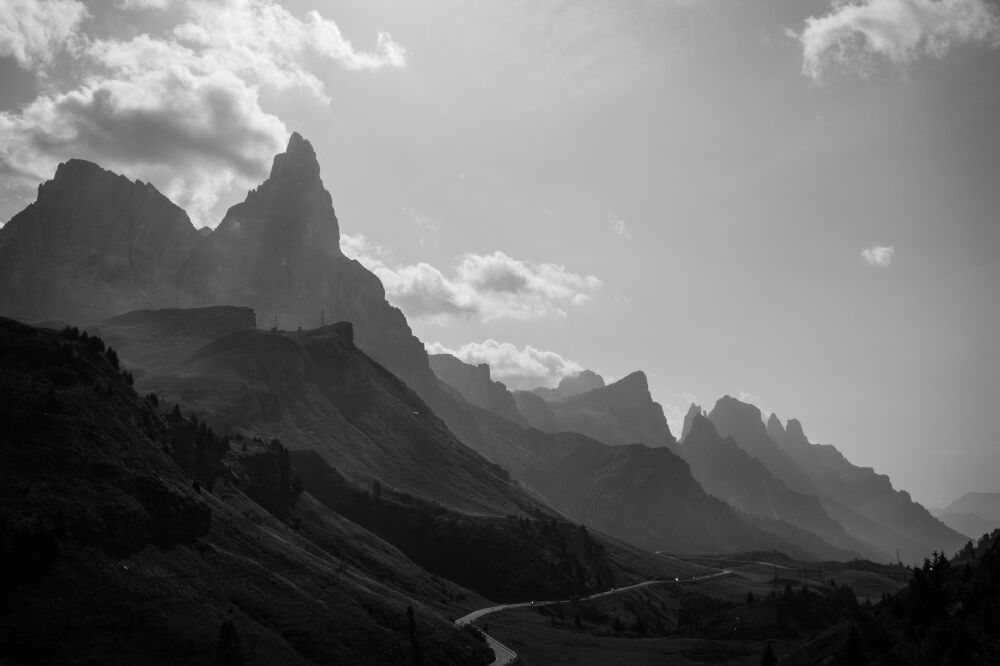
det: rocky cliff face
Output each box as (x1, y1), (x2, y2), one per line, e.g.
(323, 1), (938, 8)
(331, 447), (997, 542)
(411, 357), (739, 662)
(765, 411), (967, 562)
(682, 414), (879, 560)
(0, 134), (441, 401)
(465, 407), (813, 557)
(0, 160), (202, 324)
(179, 133), (437, 398)
(680, 402), (704, 442)
(428, 353), (527, 426)
(532, 369), (605, 401)
(546, 371), (677, 450)
(708, 396), (814, 494)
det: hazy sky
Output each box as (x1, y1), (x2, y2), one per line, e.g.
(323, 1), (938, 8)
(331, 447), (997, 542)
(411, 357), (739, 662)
(1, 0), (999, 507)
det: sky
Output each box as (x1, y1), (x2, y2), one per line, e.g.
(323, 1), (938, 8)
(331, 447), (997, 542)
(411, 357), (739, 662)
(1, 0), (999, 507)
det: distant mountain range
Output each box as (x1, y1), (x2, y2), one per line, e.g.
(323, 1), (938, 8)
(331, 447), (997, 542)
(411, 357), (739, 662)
(0, 132), (972, 574)
(932, 492), (1000, 539)
(515, 370), (677, 451)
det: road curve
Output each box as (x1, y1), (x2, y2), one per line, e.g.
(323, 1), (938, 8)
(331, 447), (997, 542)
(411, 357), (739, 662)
(454, 570), (732, 665)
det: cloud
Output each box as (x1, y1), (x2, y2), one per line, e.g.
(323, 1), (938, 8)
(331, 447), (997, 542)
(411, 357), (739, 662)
(403, 206), (441, 247)
(791, 0), (1000, 81)
(610, 217), (631, 240)
(0, 0), (88, 68)
(342, 234), (602, 323)
(861, 244), (896, 267)
(117, 0), (172, 8)
(426, 340), (584, 390)
(0, 0), (405, 224)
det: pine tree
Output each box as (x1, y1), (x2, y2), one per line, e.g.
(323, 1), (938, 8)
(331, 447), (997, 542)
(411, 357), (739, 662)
(215, 619), (243, 666)
(761, 642), (777, 666)
(844, 625), (866, 666)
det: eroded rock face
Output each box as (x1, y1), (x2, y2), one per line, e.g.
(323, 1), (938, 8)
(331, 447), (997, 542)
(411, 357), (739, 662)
(429, 354), (526, 425)
(532, 369), (605, 401)
(0, 134), (440, 399)
(0, 160), (202, 324)
(680, 402), (704, 442)
(546, 371), (678, 450)
(179, 133), (436, 396)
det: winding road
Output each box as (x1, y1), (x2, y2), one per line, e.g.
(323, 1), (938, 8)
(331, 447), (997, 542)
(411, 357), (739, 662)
(454, 570), (733, 665)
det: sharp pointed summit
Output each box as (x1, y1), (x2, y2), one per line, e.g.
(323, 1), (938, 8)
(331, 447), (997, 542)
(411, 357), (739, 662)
(681, 402), (704, 442)
(269, 131), (323, 183)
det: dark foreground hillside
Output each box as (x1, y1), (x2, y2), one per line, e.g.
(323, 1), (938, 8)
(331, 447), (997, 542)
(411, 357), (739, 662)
(783, 530), (1000, 665)
(0, 317), (491, 665)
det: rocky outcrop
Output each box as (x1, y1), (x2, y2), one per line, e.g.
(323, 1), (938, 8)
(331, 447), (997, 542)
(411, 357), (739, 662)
(0, 159), (202, 324)
(532, 369), (605, 401)
(680, 402), (704, 442)
(464, 407), (814, 557)
(0, 135), (441, 403)
(682, 414), (879, 560)
(708, 396), (814, 493)
(764, 411), (968, 562)
(179, 133), (438, 398)
(428, 353), (527, 425)
(545, 371), (677, 450)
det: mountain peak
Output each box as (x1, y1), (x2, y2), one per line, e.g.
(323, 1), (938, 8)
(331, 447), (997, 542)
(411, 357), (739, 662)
(0, 158), (200, 322)
(767, 412), (785, 435)
(607, 371), (649, 396)
(268, 131), (320, 182)
(685, 411), (718, 442)
(535, 369), (605, 401)
(681, 402), (704, 442)
(785, 418), (806, 441)
(715, 394), (763, 420)
(557, 369), (605, 394)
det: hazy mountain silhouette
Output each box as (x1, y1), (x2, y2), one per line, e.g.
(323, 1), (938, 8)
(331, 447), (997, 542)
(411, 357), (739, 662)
(763, 408), (967, 563)
(680, 402), (703, 441)
(428, 353), (527, 426)
(682, 413), (883, 560)
(93, 306), (257, 376)
(941, 492), (1000, 522)
(933, 492), (1000, 539)
(932, 510), (997, 540)
(519, 371), (677, 451)
(708, 396), (815, 493)
(462, 405), (819, 557)
(531, 369), (605, 401)
(0, 159), (201, 323)
(110, 310), (528, 517)
(511, 389), (560, 432)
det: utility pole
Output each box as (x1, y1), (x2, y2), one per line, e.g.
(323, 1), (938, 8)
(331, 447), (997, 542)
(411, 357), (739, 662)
(321, 308), (325, 326)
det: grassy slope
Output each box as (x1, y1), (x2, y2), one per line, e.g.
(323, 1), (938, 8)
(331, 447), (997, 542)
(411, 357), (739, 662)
(0, 317), (491, 665)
